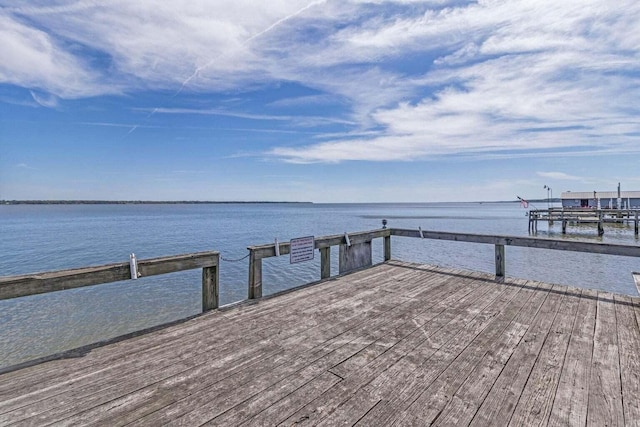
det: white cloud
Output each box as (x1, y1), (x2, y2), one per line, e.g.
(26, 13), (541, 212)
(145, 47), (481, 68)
(537, 172), (583, 181)
(2, 0), (639, 162)
(0, 14), (113, 97)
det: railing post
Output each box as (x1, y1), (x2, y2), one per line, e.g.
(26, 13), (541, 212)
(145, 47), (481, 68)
(320, 247), (331, 279)
(248, 249), (262, 299)
(202, 260), (219, 312)
(384, 234), (391, 261)
(495, 244), (505, 279)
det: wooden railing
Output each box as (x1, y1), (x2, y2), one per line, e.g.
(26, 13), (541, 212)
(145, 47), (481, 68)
(248, 227), (640, 297)
(0, 251), (220, 311)
(389, 228), (640, 278)
(247, 229), (391, 299)
(528, 208), (640, 235)
(3, 228), (640, 307)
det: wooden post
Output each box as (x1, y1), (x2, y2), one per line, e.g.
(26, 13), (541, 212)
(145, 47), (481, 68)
(635, 211), (638, 235)
(320, 247), (331, 279)
(202, 264), (218, 311)
(598, 212), (604, 236)
(495, 244), (505, 279)
(248, 250), (262, 299)
(384, 235), (391, 261)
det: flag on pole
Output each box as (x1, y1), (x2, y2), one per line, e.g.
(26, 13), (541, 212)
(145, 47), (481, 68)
(517, 196), (529, 208)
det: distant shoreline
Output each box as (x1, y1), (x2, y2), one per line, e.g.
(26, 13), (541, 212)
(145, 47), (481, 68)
(1, 199), (560, 205)
(1, 200), (313, 205)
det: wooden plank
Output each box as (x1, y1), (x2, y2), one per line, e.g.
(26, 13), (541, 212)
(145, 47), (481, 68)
(391, 228), (640, 258)
(613, 294), (640, 425)
(212, 371), (344, 426)
(587, 291), (624, 427)
(428, 281), (552, 427)
(17, 270), (422, 423)
(0, 251), (219, 300)
(279, 275), (510, 426)
(248, 251), (262, 299)
(320, 247), (330, 279)
(468, 284), (567, 426)
(339, 242), (372, 274)
(356, 278), (526, 427)
(547, 288), (597, 426)
(248, 229), (390, 259)
(339, 279), (536, 426)
(202, 265), (218, 311)
(0, 262), (397, 394)
(325, 272), (476, 380)
(0, 263), (442, 416)
(2, 264), (637, 427)
(383, 235), (391, 261)
(0, 264), (412, 412)
(207, 273), (470, 426)
(507, 287), (582, 426)
(0, 263), (378, 388)
(270, 276), (482, 426)
(495, 244), (505, 277)
(131, 271), (475, 425)
(0, 271), (416, 424)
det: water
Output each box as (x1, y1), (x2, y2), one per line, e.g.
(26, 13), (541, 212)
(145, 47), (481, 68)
(1, 202), (639, 369)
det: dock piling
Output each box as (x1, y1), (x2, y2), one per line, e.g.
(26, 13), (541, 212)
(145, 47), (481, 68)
(202, 265), (219, 311)
(248, 251), (262, 299)
(495, 244), (505, 278)
(320, 247), (331, 279)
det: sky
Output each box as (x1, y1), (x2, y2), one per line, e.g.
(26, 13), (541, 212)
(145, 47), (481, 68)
(1, 0), (639, 203)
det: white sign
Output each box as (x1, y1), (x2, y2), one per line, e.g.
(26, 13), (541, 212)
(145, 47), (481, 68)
(290, 236), (315, 264)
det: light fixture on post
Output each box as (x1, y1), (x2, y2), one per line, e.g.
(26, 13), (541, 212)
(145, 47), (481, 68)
(543, 185), (552, 209)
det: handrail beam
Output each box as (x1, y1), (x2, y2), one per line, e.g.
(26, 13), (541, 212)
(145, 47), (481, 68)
(0, 251), (220, 303)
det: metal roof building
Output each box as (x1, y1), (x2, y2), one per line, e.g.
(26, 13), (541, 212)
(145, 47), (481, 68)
(561, 191), (640, 209)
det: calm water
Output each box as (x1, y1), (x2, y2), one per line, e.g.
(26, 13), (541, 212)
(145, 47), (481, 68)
(1, 202), (639, 369)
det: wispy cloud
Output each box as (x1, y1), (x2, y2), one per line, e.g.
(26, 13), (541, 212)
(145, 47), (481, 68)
(146, 107), (355, 127)
(29, 90), (58, 108)
(537, 171), (583, 181)
(2, 0), (639, 161)
(15, 163), (37, 170)
(267, 94), (342, 108)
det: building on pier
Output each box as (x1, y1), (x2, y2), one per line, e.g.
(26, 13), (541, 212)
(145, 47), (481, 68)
(561, 190), (640, 209)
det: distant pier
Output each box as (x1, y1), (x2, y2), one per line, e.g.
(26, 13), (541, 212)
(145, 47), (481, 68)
(528, 208), (640, 236)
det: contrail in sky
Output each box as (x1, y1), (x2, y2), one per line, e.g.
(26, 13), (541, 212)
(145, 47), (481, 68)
(127, 0), (327, 135)
(176, 0), (327, 95)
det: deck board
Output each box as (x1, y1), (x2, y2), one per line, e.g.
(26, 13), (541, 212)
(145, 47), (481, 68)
(588, 292), (625, 427)
(1, 260), (640, 426)
(547, 288), (597, 427)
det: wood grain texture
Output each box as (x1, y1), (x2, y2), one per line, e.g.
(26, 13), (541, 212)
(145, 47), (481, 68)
(587, 292), (624, 427)
(0, 251), (219, 300)
(1, 262), (638, 426)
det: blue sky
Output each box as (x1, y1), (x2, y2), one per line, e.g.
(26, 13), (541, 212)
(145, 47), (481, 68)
(1, 0), (639, 202)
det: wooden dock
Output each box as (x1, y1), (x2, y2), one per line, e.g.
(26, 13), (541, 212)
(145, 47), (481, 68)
(1, 261), (639, 426)
(528, 208), (640, 235)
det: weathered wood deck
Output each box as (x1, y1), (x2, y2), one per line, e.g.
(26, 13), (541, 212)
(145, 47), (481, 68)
(1, 261), (639, 426)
